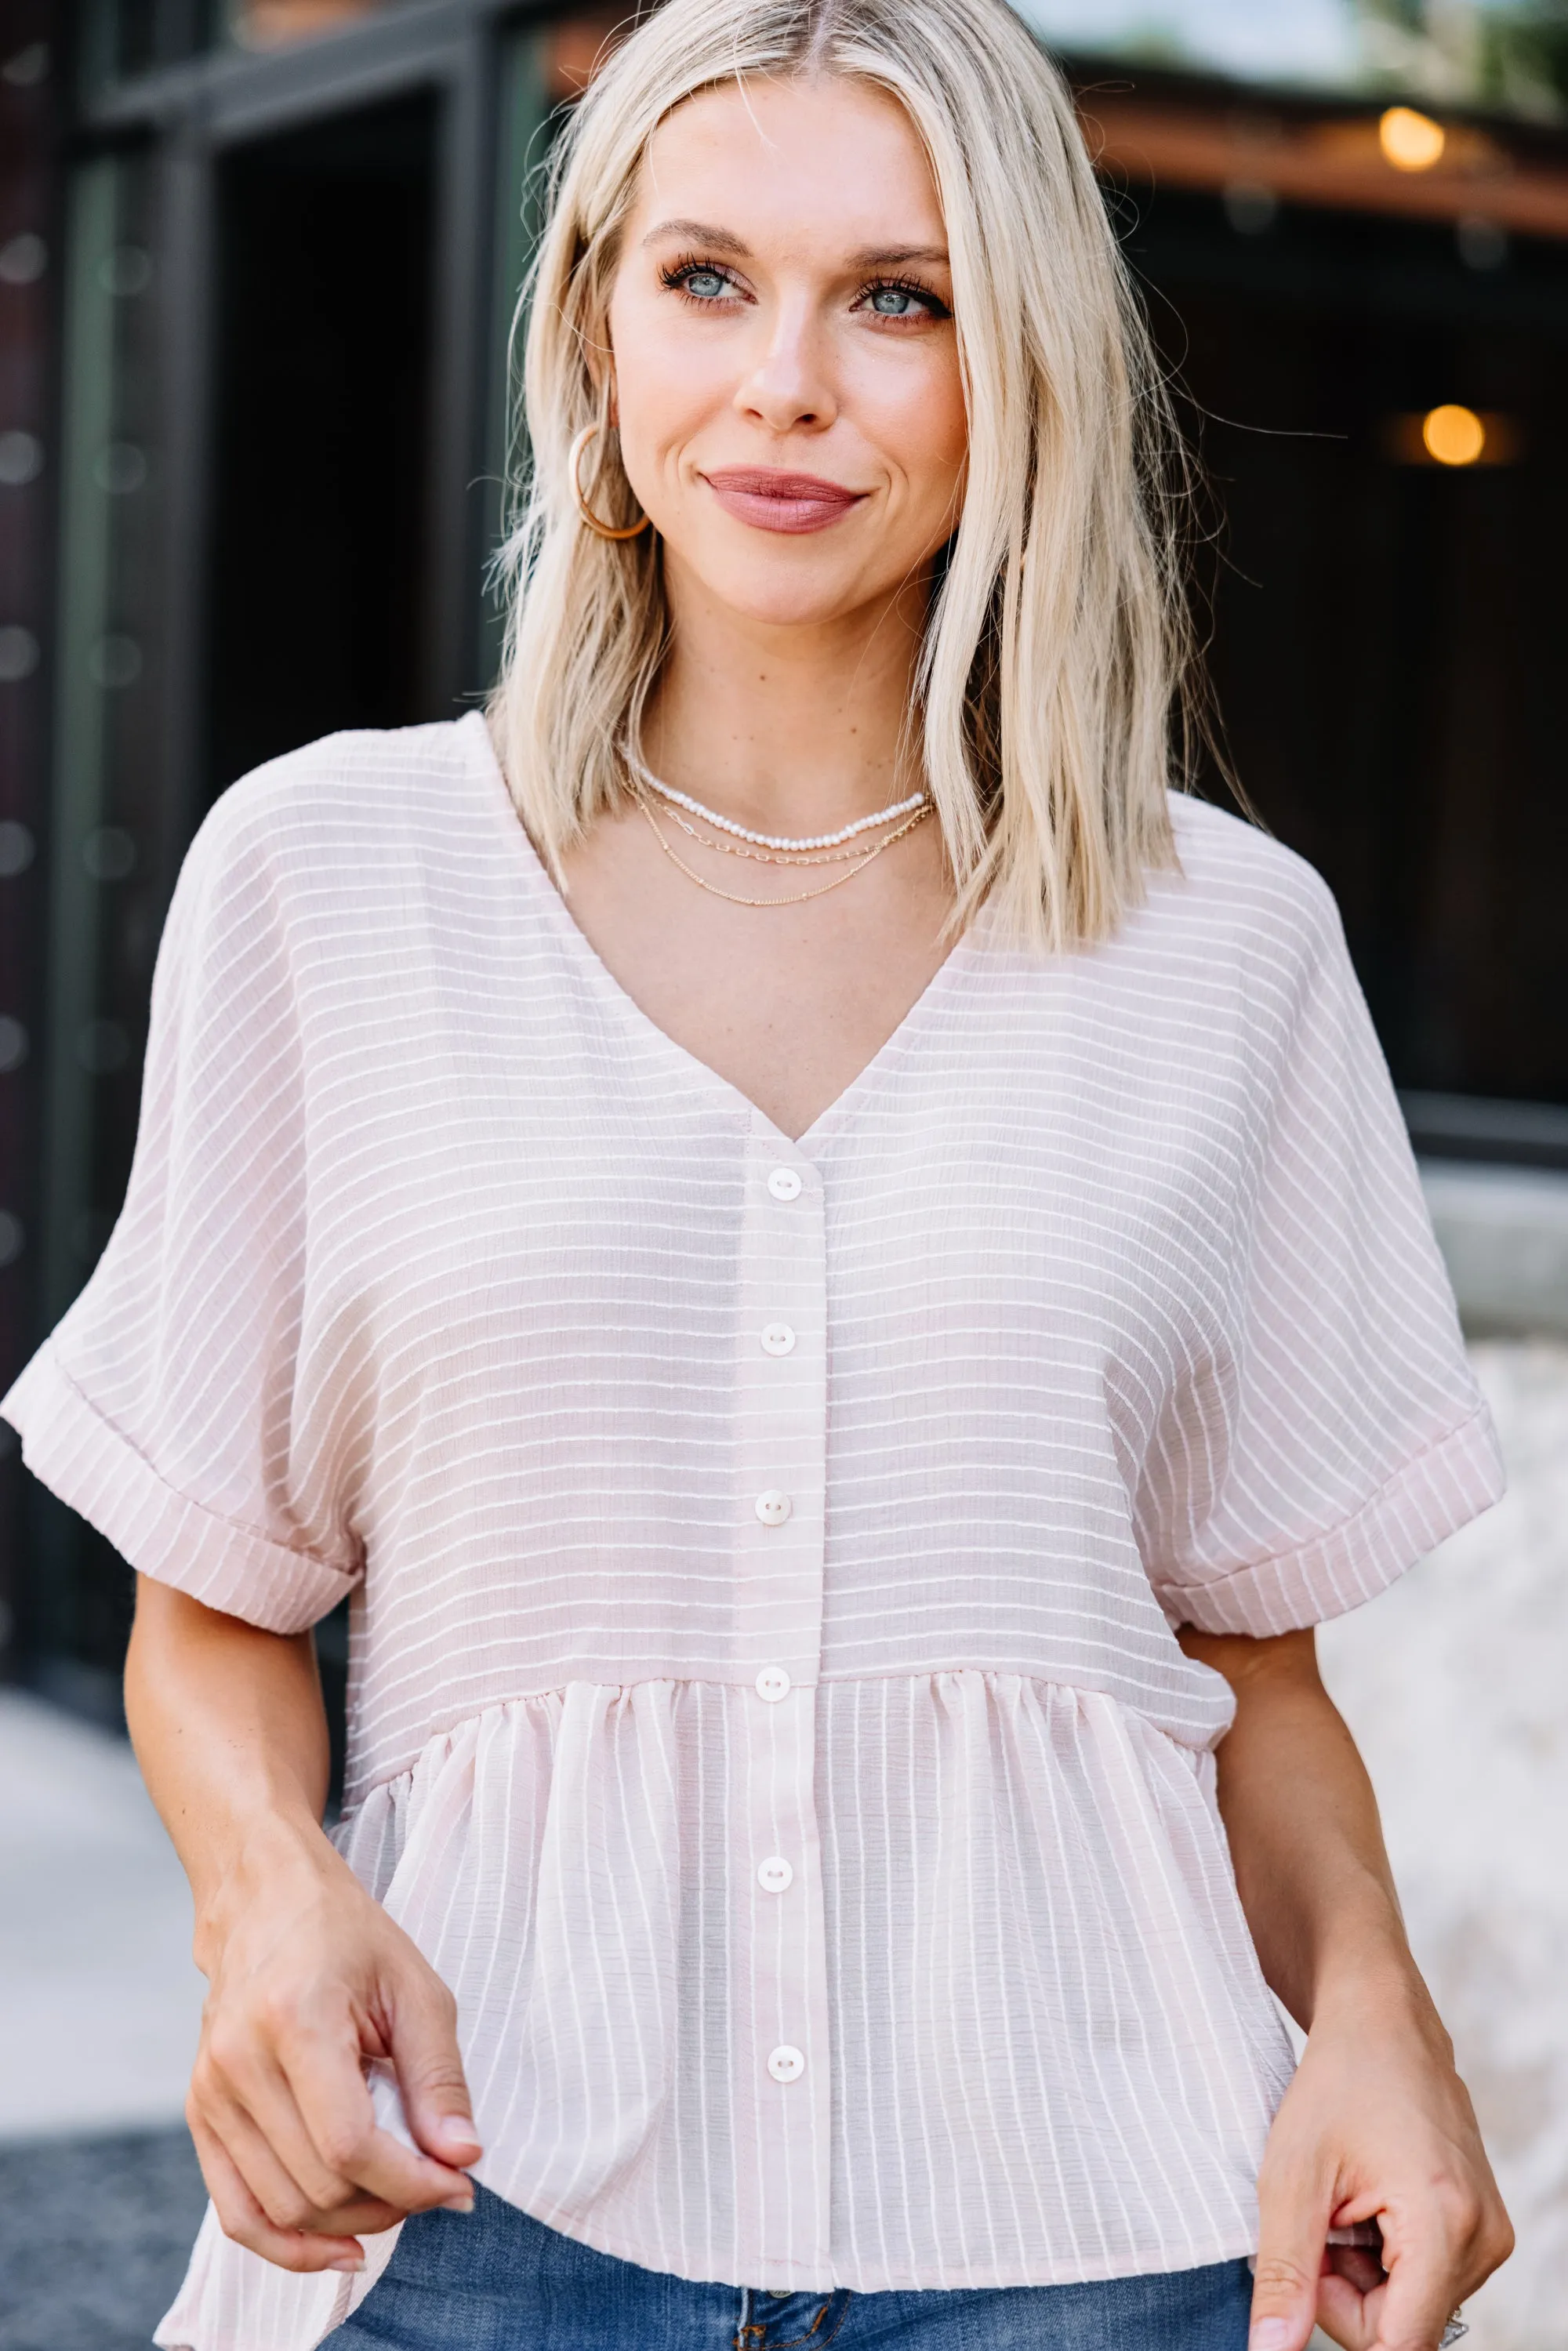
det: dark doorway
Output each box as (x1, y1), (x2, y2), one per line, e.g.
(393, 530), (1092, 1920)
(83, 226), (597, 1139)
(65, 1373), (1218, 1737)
(1128, 190), (1568, 1113)
(206, 95), (437, 802)
(15, 94), (441, 1728)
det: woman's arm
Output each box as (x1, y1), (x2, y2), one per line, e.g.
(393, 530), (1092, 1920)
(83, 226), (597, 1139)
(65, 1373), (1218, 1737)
(125, 1576), (481, 2273)
(1179, 1626), (1511, 2351)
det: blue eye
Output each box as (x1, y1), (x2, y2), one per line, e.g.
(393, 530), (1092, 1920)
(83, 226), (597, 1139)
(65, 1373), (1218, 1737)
(869, 285), (920, 316)
(681, 269), (730, 299)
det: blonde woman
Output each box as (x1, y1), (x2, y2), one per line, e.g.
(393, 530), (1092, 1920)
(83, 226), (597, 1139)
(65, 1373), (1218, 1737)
(2, 2), (1512, 2348)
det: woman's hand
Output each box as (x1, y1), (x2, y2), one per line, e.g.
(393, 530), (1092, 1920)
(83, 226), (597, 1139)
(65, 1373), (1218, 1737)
(1177, 1626), (1512, 2351)
(125, 1578), (481, 2275)
(187, 1812), (481, 2273)
(1248, 1967), (1512, 2350)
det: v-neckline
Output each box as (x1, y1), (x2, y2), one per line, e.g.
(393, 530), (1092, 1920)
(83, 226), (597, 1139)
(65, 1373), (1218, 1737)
(461, 709), (980, 1152)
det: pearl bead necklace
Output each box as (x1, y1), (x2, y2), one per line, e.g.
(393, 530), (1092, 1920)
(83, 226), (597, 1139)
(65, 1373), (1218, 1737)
(625, 749), (927, 853)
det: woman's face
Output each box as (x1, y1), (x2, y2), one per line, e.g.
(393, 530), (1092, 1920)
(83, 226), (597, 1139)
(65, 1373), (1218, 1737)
(605, 74), (967, 631)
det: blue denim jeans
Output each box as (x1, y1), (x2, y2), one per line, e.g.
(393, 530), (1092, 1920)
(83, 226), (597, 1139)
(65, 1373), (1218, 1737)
(321, 2185), (1253, 2350)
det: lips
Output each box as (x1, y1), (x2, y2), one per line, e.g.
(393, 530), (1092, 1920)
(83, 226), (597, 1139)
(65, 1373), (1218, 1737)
(701, 466), (866, 535)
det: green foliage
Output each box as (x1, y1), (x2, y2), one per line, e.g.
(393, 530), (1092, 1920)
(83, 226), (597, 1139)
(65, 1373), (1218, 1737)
(1475, 2), (1568, 113)
(1352, 0), (1568, 118)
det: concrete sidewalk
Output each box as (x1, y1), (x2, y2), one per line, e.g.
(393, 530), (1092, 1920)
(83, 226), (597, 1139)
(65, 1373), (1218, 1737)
(0, 1690), (205, 2146)
(0, 2128), (208, 2351)
(0, 1693), (210, 2349)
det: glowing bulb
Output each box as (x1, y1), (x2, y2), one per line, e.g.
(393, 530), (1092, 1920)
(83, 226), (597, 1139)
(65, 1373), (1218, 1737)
(1422, 405), (1486, 466)
(1379, 107), (1446, 171)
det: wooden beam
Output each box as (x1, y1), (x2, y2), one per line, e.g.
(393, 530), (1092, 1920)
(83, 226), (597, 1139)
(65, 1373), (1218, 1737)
(1079, 95), (1568, 241)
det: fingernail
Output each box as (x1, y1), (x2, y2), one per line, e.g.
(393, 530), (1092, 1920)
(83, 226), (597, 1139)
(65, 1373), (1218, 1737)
(328, 2256), (365, 2273)
(440, 2191), (475, 2214)
(436, 2118), (481, 2153)
(1248, 2324), (1295, 2351)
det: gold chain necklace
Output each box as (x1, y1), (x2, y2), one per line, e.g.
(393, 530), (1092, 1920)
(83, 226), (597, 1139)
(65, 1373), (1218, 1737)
(635, 792), (932, 908)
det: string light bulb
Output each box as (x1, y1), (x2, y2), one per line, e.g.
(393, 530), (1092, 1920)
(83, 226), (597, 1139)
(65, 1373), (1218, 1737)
(1421, 405), (1486, 466)
(1380, 106), (1446, 171)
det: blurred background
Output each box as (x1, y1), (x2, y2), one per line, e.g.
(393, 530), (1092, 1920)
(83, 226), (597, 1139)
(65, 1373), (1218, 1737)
(0, 0), (1565, 2345)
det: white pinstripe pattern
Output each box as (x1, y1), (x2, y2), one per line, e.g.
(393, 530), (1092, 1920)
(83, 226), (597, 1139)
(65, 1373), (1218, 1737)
(1, 713), (1502, 2351)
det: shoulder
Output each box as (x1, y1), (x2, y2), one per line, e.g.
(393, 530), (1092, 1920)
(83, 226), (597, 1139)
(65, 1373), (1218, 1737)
(1058, 796), (1365, 1072)
(151, 717), (504, 1006)
(166, 717), (504, 963)
(1155, 792), (1348, 981)
(192, 716), (487, 878)
(1165, 792), (1339, 930)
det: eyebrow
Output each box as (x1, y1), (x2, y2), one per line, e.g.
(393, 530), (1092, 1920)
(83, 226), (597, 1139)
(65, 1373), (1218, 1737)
(641, 218), (750, 254)
(640, 219), (950, 271)
(848, 244), (949, 270)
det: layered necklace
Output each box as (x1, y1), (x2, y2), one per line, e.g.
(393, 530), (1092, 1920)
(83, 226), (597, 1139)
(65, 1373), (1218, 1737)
(625, 748), (932, 909)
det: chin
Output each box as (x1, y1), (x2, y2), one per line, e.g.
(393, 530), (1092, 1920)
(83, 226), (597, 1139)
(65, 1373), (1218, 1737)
(688, 552), (885, 631)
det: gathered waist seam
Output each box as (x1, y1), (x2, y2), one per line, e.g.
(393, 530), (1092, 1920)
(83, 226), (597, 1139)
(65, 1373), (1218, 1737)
(339, 1665), (1224, 1821)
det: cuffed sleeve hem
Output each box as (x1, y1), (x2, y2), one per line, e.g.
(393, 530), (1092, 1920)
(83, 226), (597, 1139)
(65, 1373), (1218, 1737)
(1151, 1400), (1506, 1637)
(0, 1342), (358, 1634)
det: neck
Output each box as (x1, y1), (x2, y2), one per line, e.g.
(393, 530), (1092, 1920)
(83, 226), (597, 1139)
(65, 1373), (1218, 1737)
(641, 556), (930, 835)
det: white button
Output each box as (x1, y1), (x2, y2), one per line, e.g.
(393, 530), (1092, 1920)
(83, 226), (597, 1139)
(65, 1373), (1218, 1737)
(767, 2044), (806, 2083)
(766, 1166), (803, 1202)
(754, 1489), (792, 1527)
(760, 1322), (796, 1356)
(757, 1855), (794, 1894)
(755, 1665), (792, 1702)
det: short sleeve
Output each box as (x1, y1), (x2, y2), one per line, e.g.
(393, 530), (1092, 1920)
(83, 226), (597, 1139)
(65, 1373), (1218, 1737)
(0, 779), (360, 1634)
(1138, 866), (1504, 1638)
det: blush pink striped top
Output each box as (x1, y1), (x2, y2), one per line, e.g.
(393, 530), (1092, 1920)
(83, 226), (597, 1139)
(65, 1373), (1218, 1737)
(2, 712), (1502, 2351)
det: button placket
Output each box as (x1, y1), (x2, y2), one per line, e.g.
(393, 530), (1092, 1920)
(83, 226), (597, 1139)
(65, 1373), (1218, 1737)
(735, 1141), (823, 1688)
(731, 1125), (832, 2273)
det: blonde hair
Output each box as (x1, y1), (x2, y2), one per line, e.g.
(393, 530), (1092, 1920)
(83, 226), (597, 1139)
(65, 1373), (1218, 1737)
(489, 0), (1197, 949)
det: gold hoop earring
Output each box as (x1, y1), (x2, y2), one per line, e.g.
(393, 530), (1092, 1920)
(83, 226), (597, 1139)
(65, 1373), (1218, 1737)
(569, 423), (652, 542)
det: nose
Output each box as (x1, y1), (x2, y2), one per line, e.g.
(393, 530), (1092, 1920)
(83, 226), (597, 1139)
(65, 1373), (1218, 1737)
(733, 297), (838, 435)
